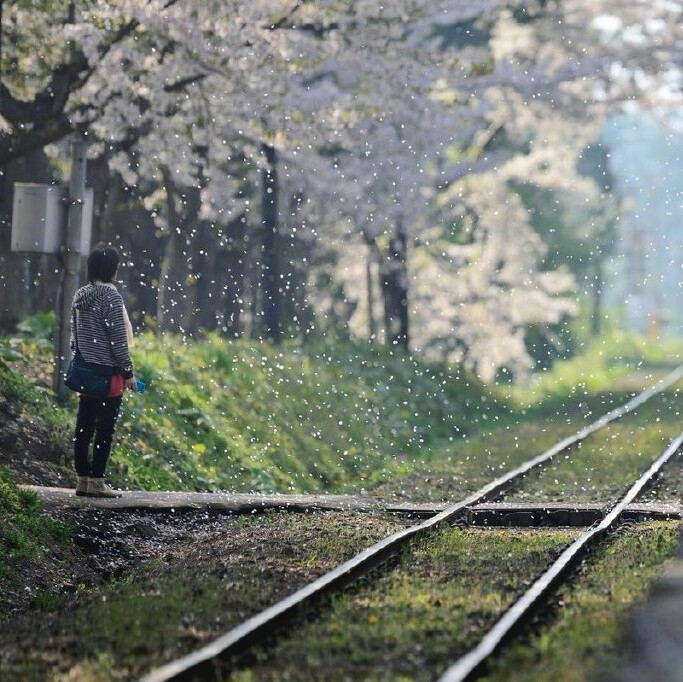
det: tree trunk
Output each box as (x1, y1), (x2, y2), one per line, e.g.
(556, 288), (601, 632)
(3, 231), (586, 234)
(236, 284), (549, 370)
(366, 243), (378, 342)
(260, 142), (280, 343)
(193, 219), (216, 331)
(180, 194), (201, 335)
(157, 170), (184, 332)
(156, 168), (203, 333)
(91, 159), (122, 246)
(109, 181), (158, 325)
(591, 250), (603, 336)
(219, 214), (246, 337)
(379, 221), (409, 350)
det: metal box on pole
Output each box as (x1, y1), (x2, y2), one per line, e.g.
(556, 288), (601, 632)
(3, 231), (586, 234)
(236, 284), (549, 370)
(11, 183), (63, 253)
(10, 142), (93, 400)
(10, 182), (93, 255)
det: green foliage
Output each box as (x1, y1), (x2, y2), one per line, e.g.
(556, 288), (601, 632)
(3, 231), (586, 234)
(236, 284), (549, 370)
(112, 333), (493, 493)
(0, 316), (495, 496)
(14, 311), (56, 342)
(0, 349), (73, 456)
(506, 329), (683, 407)
(30, 589), (68, 612)
(508, 180), (614, 276)
(0, 312), (55, 370)
(0, 362), (31, 403)
(485, 522), (681, 682)
(0, 342), (27, 368)
(0, 466), (73, 585)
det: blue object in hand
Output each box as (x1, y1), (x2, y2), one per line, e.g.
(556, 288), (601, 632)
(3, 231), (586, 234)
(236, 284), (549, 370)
(136, 379), (146, 393)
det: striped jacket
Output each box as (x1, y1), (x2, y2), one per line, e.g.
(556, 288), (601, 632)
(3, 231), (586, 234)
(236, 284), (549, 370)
(70, 284), (134, 378)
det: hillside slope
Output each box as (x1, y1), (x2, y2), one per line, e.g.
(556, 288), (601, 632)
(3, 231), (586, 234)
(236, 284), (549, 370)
(0, 328), (493, 494)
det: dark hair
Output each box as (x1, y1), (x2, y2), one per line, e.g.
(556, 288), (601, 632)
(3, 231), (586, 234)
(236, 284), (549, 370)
(87, 243), (120, 283)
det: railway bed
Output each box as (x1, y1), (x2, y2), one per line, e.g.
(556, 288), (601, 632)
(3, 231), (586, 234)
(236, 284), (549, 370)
(12, 366), (683, 680)
(28, 486), (682, 527)
(127, 364), (683, 682)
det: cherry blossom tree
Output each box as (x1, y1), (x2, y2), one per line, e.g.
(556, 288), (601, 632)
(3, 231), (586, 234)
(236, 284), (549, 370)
(3, 0), (668, 379)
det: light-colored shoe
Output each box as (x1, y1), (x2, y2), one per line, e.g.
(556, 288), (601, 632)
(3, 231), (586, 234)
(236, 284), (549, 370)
(85, 478), (122, 498)
(75, 476), (89, 496)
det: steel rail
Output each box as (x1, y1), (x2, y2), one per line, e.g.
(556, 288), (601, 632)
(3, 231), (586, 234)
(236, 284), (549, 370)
(439, 429), (683, 682)
(139, 364), (683, 682)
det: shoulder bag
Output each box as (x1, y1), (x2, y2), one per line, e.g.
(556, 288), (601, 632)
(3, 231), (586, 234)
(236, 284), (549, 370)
(64, 311), (115, 397)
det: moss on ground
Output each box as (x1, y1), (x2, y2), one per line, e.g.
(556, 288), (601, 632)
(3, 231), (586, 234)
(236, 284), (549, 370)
(227, 526), (581, 681)
(482, 521), (681, 682)
(0, 511), (409, 681)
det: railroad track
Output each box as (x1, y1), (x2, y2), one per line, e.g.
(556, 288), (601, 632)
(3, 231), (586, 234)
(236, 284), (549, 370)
(140, 364), (683, 682)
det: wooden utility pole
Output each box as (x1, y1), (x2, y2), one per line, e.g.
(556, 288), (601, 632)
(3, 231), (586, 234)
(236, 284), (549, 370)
(53, 136), (87, 399)
(261, 142), (281, 343)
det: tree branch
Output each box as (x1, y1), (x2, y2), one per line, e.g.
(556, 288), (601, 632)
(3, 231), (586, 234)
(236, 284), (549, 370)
(0, 116), (74, 163)
(164, 73), (207, 92)
(267, 2), (303, 30)
(0, 19), (139, 126)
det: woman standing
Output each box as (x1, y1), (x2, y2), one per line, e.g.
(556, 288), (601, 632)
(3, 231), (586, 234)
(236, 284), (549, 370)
(70, 243), (137, 498)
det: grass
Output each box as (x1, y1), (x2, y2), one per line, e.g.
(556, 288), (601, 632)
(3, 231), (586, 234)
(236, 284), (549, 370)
(505, 388), (683, 503)
(483, 521), (681, 682)
(0, 466), (72, 591)
(0, 320), (73, 455)
(226, 522), (681, 681)
(503, 329), (683, 408)
(367, 382), (683, 504)
(0, 511), (408, 681)
(228, 526), (581, 681)
(95, 331), (499, 494)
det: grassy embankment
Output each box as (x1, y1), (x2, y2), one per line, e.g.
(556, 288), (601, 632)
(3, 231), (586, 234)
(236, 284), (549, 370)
(0, 319), (75, 603)
(113, 331), (495, 493)
(0, 314), (495, 496)
(0, 316), (494, 606)
(3, 315), (680, 500)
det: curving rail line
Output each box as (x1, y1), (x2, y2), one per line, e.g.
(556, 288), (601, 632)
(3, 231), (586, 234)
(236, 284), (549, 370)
(439, 428), (683, 681)
(139, 363), (683, 682)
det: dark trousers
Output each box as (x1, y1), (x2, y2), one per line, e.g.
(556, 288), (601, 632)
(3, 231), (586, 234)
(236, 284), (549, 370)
(73, 395), (122, 478)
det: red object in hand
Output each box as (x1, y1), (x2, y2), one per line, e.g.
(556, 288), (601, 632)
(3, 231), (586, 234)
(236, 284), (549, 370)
(108, 374), (124, 397)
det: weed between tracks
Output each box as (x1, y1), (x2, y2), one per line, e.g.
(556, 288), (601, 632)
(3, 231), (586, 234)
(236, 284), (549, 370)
(505, 388), (683, 504)
(227, 526), (581, 681)
(483, 521), (681, 682)
(225, 522), (680, 682)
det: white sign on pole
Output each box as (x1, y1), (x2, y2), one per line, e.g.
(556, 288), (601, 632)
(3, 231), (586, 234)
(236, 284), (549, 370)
(11, 182), (94, 255)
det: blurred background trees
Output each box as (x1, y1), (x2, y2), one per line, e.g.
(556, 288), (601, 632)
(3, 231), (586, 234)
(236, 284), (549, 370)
(1, 0), (681, 382)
